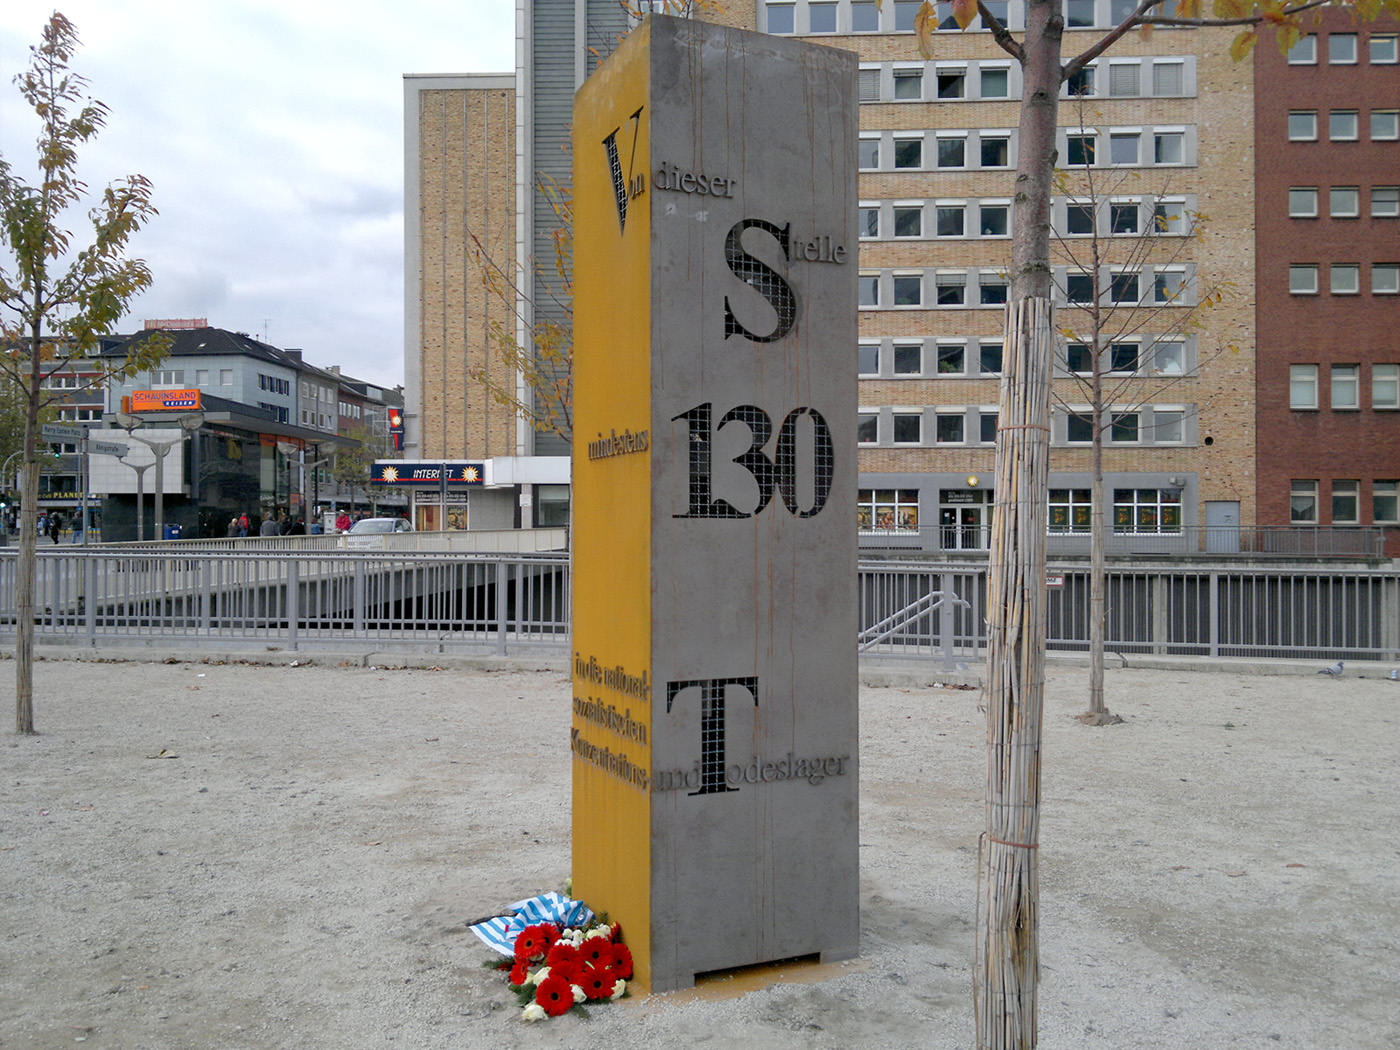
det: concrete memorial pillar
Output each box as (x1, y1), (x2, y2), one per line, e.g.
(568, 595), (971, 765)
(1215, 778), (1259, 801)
(572, 15), (858, 993)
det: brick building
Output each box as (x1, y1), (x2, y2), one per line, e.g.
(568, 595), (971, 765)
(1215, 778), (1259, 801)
(1253, 13), (1400, 551)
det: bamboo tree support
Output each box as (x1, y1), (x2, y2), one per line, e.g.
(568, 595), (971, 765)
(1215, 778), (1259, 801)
(976, 296), (1052, 1050)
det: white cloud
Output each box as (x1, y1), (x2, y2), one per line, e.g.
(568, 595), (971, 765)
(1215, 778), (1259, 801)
(0, 0), (515, 388)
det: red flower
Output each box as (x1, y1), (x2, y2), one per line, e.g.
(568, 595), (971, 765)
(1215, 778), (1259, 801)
(579, 967), (617, 1001)
(514, 924), (552, 962)
(605, 942), (634, 979)
(535, 974), (574, 1017)
(540, 923), (561, 946)
(579, 937), (611, 967)
(546, 941), (581, 979)
(508, 960), (529, 986)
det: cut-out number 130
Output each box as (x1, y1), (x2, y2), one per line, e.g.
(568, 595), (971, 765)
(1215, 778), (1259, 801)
(672, 403), (833, 519)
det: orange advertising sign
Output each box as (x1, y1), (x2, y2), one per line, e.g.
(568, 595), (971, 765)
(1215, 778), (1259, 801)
(130, 389), (202, 412)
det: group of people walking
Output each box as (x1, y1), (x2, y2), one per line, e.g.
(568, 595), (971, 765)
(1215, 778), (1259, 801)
(228, 511), (306, 537)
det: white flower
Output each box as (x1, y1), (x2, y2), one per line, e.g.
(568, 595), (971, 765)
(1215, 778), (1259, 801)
(610, 979), (627, 1001)
(585, 927), (611, 941)
(571, 984), (586, 1004)
(565, 877), (573, 895)
(530, 966), (550, 986)
(522, 1003), (547, 1022)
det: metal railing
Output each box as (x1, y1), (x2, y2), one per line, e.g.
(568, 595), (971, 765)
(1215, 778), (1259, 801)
(2, 549), (1397, 662)
(860, 525), (1388, 558)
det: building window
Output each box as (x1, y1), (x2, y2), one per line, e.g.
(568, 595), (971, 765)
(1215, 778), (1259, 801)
(1109, 342), (1139, 373)
(1109, 132), (1139, 165)
(1066, 65), (1095, 96)
(1290, 364), (1319, 409)
(1110, 202), (1139, 234)
(1289, 264), (1319, 294)
(980, 203), (1009, 236)
(1288, 111), (1317, 140)
(1328, 33), (1358, 64)
(860, 206), (880, 238)
(1114, 488), (1182, 534)
(929, 344), (961, 375)
(1332, 480), (1360, 524)
(980, 411), (999, 443)
(894, 137), (923, 169)
(766, 2), (794, 33)
(980, 342), (1004, 374)
(1109, 271), (1140, 304)
(931, 205), (963, 237)
(858, 412), (879, 444)
(1066, 272), (1096, 304)
(980, 277), (1009, 305)
(858, 344), (880, 376)
(1332, 364), (1360, 409)
(1066, 134), (1096, 166)
(981, 66), (1010, 97)
(1153, 131), (1184, 164)
(809, 2), (837, 32)
(859, 489), (920, 533)
(936, 136), (966, 168)
(935, 412), (964, 444)
(1108, 62), (1140, 96)
(893, 343), (922, 375)
(859, 137), (881, 170)
(893, 412), (923, 444)
(1066, 342), (1094, 373)
(1154, 268), (1185, 304)
(220, 369), (233, 386)
(1290, 480), (1319, 523)
(1374, 264), (1400, 295)
(894, 0), (921, 31)
(858, 68), (881, 102)
(1287, 34), (1317, 63)
(1154, 340), (1185, 374)
(1289, 188), (1318, 217)
(934, 272), (965, 305)
(1330, 264), (1360, 295)
(1373, 364), (1400, 409)
(1152, 199), (1188, 234)
(1374, 187), (1399, 217)
(893, 68), (923, 99)
(893, 273), (923, 306)
(1154, 409), (1185, 443)
(195, 369), (210, 386)
(1065, 0), (1095, 28)
(852, 1), (880, 31)
(1374, 481), (1399, 524)
(1371, 34), (1398, 64)
(937, 68), (966, 98)
(894, 206), (923, 237)
(1330, 186), (1360, 217)
(1048, 488), (1093, 533)
(859, 273), (879, 307)
(1329, 110), (1359, 140)
(1110, 412), (1140, 443)
(1067, 203), (1095, 234)
(1066, 411), (1093, 443)
(981, 135), (1009, 167)
(1152, 60), (1185, 95)
(1372, 110), (1399, 140)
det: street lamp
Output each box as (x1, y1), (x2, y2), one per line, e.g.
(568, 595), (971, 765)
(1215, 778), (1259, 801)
(118, 456), (152, 541)
(114, 411), (204, 540)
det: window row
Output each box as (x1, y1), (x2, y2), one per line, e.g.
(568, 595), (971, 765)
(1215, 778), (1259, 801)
(857, 54), (1194, 104)
(258, 373), (291, 395)
(1289, 185), (1400, 219)
(860, 129), (1015, 171)
(1058, 264), (1197, 308)
(858, 485), (1189, 537)
(1288, 263), (1399, 296)
(1057, 195), (1194, 237)
(1049, 488), (1183, 535)
(856, 404), (1194, 446)
(258, 402), (290, 424)
(1291, 480), (1399, 525)
(1289, 364), (1399, 411)
(1286, 32), (1398, 66)
(1060, 126), (1196, 168)
(765, 0), (1016, 37)
(860, 199), (1012, 239)
(858, 266), (1197, 309)
(857, 335), (1193, 378)
(1287, 109), (1398, 142)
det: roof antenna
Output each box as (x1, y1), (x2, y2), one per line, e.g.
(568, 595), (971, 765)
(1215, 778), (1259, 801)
(262, 319), (271, 343)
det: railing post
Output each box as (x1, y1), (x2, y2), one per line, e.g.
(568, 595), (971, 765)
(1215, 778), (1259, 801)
(495, 559), (509, 656)
(353, 558), (366, 639)
(85, 555), (97, 646)
(1152, 574), (1168, 655)
(941, 571), (956, 670)
(1209, 570), (1220, 658)
(286, 557), (299, 651)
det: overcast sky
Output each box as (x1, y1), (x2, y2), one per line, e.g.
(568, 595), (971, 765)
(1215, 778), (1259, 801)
(0, 1), (516, 390)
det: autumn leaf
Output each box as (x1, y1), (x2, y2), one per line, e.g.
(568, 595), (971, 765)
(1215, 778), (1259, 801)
(951, 0), (979, 30)
(1213, 0), (1250, 18)
(915, 2), (938, 58)
(1230, 29), (1257, 62)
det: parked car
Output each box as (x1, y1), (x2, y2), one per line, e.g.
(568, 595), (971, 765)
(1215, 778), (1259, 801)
(348, 517), (414, 534)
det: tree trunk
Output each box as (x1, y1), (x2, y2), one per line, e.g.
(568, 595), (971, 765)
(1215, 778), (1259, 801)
(977, 297), (1051, 1050)
(14, 453), (38, 734)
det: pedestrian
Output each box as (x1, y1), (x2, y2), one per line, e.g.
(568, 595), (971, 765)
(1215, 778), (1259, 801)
(238, 512), (249, 538)
(227, 516), (239, 538)
(287, 517), (306, 535)
(335, 510), (351, 533)
(278, 512), (292, 536)
(48, 513), (61, 545)
(259, 512), (278, 537)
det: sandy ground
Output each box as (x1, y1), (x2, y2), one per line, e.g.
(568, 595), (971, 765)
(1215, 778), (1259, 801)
(1, 654), (1397, 1050)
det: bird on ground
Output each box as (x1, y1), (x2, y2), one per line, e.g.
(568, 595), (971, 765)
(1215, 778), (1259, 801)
(1317, 661), (1344, 677)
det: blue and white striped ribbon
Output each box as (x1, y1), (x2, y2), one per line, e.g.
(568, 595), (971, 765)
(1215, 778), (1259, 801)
(469, 892), (596, 956)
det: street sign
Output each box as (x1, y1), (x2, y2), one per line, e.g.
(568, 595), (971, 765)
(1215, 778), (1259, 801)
(90, 440), (129, 457)
(41, 423), (86, 442)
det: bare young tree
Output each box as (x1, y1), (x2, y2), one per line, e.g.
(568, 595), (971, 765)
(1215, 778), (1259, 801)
(914, 2), (1395, 1046)
(0, 13), (168, 734)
